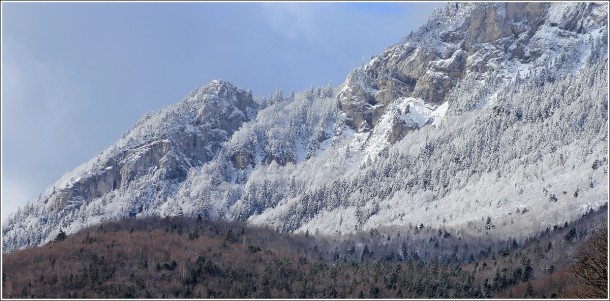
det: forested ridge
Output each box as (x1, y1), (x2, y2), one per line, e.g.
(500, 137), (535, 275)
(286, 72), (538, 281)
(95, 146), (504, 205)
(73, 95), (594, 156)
(2, 204), (606, 299)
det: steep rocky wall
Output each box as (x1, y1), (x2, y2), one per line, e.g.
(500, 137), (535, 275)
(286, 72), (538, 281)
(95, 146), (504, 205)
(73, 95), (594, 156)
(338, 2), (551, 133)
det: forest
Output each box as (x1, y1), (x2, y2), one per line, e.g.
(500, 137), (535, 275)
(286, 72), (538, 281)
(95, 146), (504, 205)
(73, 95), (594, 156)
(2, 204), (606, 298)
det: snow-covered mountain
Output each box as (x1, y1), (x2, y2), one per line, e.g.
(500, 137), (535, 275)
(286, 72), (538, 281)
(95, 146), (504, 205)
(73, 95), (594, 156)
(3, 2), (608, 252)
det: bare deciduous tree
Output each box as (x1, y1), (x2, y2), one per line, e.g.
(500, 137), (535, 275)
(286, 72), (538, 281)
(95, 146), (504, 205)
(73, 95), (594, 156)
(570, 221), (608, 298)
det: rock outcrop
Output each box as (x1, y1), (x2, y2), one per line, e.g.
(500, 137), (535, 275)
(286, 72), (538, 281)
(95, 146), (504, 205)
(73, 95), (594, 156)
(2, 80), (258, 251)
(337, 2), (604, 136)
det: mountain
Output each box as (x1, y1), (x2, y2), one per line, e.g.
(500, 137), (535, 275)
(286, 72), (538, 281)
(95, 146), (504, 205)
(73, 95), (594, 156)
(3, 2), (608, 253)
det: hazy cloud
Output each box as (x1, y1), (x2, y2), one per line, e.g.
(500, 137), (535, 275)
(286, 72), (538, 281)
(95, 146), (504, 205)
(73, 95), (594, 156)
(261, 2), (319, 42)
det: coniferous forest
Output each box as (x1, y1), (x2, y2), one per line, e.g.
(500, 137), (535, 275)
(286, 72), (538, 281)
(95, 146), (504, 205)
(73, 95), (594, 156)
(2, 204), (606, 299)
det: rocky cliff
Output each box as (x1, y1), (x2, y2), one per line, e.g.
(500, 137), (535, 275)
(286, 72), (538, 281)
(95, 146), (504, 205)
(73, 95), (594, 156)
(338, 2), (606, 134)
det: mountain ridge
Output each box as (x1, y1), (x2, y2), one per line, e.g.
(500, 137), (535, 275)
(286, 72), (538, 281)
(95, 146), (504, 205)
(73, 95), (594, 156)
(3, 2), (608, 253)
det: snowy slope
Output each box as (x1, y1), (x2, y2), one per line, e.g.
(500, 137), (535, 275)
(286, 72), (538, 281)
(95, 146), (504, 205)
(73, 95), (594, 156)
(2, 2), (608, 252)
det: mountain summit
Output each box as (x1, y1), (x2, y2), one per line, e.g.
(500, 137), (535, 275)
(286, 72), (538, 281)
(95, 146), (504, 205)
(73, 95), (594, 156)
(3, 2), (608, 253)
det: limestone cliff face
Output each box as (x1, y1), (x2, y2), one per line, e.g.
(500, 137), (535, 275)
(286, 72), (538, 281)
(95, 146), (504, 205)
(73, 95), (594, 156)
(337, 2), (602, 135)
(463, 3), (547, 50)
(51, 80), (258, 213)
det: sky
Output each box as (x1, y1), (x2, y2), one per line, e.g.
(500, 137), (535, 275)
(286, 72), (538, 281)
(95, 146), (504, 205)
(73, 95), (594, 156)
(1, 1), (442, 220)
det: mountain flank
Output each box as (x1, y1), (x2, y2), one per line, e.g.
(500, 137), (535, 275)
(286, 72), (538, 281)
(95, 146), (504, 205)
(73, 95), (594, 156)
(2, 2), (608, 259)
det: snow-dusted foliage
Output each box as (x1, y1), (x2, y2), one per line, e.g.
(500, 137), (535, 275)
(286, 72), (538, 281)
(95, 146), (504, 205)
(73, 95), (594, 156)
(289, 59), (608, 238)
(2, 2), (608, 252)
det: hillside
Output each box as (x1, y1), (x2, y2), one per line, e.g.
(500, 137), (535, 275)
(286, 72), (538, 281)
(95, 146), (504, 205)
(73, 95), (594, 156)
(2, 205), (606, 298)
(2, 1), (608, 259)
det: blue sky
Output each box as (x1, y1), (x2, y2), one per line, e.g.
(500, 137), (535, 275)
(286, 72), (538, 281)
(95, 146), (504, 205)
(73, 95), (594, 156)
(1, 1), (442, 220)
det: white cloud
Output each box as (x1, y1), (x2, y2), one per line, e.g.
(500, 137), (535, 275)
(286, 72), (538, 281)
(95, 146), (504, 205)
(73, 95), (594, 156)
(260, 3), (318, 42)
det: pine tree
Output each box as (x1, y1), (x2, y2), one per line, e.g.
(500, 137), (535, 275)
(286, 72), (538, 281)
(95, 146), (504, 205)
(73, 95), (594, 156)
(358, 290), (365, 298)
(54, 229), (67, 242)
(271, 87), (283, 105)
(323, 82), (333, 98)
